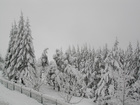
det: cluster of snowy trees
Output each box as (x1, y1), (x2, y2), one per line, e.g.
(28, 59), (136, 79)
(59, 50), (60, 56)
(44, 41), (140, 104)
(3, 13), (37, 89)
(2, 13), (140, 105)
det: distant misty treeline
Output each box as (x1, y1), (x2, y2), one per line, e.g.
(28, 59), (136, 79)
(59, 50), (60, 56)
(1, 13), (140, 105)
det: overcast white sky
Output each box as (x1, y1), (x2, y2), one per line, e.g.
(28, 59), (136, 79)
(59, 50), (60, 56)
(0, 0), (140, 61)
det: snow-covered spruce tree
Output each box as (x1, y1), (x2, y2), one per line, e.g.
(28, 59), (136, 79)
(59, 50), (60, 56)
(4, 21), (18, 78)
(5, 14), (26, 81)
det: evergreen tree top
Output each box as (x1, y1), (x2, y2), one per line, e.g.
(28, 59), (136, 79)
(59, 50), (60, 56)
(18, 12), (25, 29)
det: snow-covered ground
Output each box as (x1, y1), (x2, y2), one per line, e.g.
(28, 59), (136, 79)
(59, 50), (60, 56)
(0, 70), (95, 105)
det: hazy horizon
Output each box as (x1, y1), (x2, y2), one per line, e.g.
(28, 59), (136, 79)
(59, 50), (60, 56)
(0, 0), (140, 61)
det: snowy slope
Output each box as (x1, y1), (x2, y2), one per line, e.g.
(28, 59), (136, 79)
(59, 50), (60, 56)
(0, 83), (42, 105)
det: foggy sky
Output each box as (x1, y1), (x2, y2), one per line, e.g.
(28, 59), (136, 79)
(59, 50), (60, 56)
(0, 0), (140, 61)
